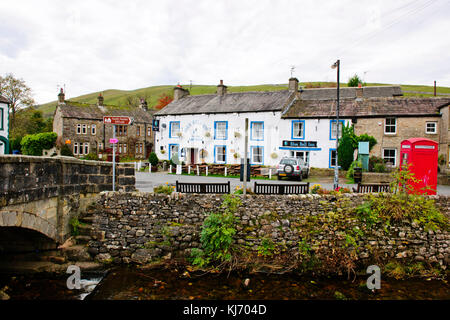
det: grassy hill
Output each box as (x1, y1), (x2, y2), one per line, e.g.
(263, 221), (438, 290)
(36, 82), (450, 118)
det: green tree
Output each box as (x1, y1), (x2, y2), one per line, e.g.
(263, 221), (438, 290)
(338, 124), (357, 170)
(0, 73), (35, 132)
(338, 124), (377, 171)
(149, 152), (159, 167)
(347, 74), (363, 87)
(21, 132), (57, 156)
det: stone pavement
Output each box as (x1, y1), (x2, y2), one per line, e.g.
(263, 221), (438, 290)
(135, 171), (450, 195)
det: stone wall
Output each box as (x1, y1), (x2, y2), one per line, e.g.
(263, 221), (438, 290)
(0, 155), (136, 243)
(90, 192), (450, 272)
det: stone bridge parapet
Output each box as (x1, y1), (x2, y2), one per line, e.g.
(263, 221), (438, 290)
(0, 155), (135, 243)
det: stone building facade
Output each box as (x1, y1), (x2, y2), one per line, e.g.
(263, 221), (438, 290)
(283, 94), (450, 167)
(53, 89), (155, 160)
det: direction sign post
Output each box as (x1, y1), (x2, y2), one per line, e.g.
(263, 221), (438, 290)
(103, 116), (133, 192)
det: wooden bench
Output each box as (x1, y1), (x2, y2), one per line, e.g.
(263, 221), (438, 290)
(353, 183), (391, 193)
(254, 182), (309, 195)
(175, 181), (230, 194)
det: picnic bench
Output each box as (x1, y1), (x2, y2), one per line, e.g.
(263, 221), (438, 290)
(353, 183), (391, 193)
(254, 182), (310, 195)
(175, 181), (230, 194)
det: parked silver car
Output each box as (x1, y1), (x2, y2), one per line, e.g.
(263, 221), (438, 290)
(277, 157), (309, 181)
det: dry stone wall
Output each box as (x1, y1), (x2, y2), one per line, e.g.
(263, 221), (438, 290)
(90, 192), (450, 271)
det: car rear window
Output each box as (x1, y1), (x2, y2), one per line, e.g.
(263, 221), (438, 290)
(280, 159), (297, 165)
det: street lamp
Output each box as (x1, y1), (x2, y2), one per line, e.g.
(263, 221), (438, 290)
(331, 59), (340, 190)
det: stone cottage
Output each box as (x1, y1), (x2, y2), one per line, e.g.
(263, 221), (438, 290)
(53, 89), (154, 159)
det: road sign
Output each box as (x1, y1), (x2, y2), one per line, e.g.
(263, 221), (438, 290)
(103, 116), (133, 125)
(109, 138), (119, 144)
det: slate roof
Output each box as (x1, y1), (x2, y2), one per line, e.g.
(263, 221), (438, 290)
(154, 90), (294, 116)
(298, 86), (403, 100)
(57, 103), (154, 123)
(0, 95), (10, 104)
(154, 86), (402, 116)
(282, 97), (450, 119)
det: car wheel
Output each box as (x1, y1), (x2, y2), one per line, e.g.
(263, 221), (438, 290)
(277, 175), (282, 180)
(298, 174), (302, 181)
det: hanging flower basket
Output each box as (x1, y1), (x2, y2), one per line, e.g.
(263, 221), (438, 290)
(233, 152), (240, 159)
(271, 152), (278, 159)
(204, 132), (211, 138)
(200, 149), (208, 158)
(234, 132), (241, 138)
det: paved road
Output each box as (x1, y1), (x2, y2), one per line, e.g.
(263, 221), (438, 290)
(135, 171), (450, 195)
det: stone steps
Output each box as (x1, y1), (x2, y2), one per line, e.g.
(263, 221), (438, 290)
(79, 216), (95, 224)
(78, 224), (94, 237)
(75, 235), (92, 245)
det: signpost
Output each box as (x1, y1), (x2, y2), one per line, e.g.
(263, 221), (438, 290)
(103, 116), (133, 191)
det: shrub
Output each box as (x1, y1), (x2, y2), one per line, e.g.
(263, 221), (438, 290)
(369, 156), (384, 172)
(356, 166), (447, 231)
(81, 152), (99, 161)
(149, 152), (159, 167)
(21, 132), (57, 156)
(347, 74), (364, 87)
(153, 185), (175, 195)
(346, 160), (362, 180)
(190, 195), (241, 268)
(60, 144), (74, 157)
(374, 163), (386, 173)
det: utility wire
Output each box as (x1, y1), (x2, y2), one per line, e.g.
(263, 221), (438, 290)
(335, 0), (439, 57)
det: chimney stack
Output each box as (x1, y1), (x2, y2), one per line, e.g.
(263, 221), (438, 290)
(173, 84), (189, 101)
(58, 88), (65, 104)
(139, 98), (148, 111)
(97, 93), (104, 106)
(288, 77), (299, 93)
(217, 80), (227, 96)
(356, 86), (363, 99)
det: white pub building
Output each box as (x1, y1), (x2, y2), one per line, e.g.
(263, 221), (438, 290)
(153, 79), (402, 169)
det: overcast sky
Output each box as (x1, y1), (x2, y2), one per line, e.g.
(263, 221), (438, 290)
(1, 0), (449, 104)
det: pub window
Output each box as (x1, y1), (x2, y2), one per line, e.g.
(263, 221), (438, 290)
(384, 118), (396, 134)
(115, 125), (128, 136)
(147, 127), (152, 136)
(170, 121), (180, 138)
(251, 146), (263, 164)
(330, 120), (343, 140)
(98, 142), (103, 151)
(251, 122), (264, 141)
(383, 148), (397, 166)
(84, 142), (89, 155)
(82, 124), (87, 134)
(329, 149), (337, 168)
(91, 124), (96, 135)
(135, 143), (139, 154)
(73, 142), (79, 155)
(124, 143), (127, 154)
(137, 126), (141, 136)
(119, 144), (123, 154)
(292, 120), (304, 139)
(76, 124), (81, 134)
(215, 145), (226, 163)
(426, 122), (437, 134)
(214, 121), (228, 140)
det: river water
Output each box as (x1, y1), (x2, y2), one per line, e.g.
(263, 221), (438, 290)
(0, 267), (449, 300)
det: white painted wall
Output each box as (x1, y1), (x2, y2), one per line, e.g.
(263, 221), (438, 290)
(154, 112), (350, 169)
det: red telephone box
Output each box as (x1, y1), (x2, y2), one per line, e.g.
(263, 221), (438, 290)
(400, 138), (438, 195)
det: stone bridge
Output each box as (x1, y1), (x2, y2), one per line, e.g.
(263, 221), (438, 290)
(0, 155), (135, 250)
